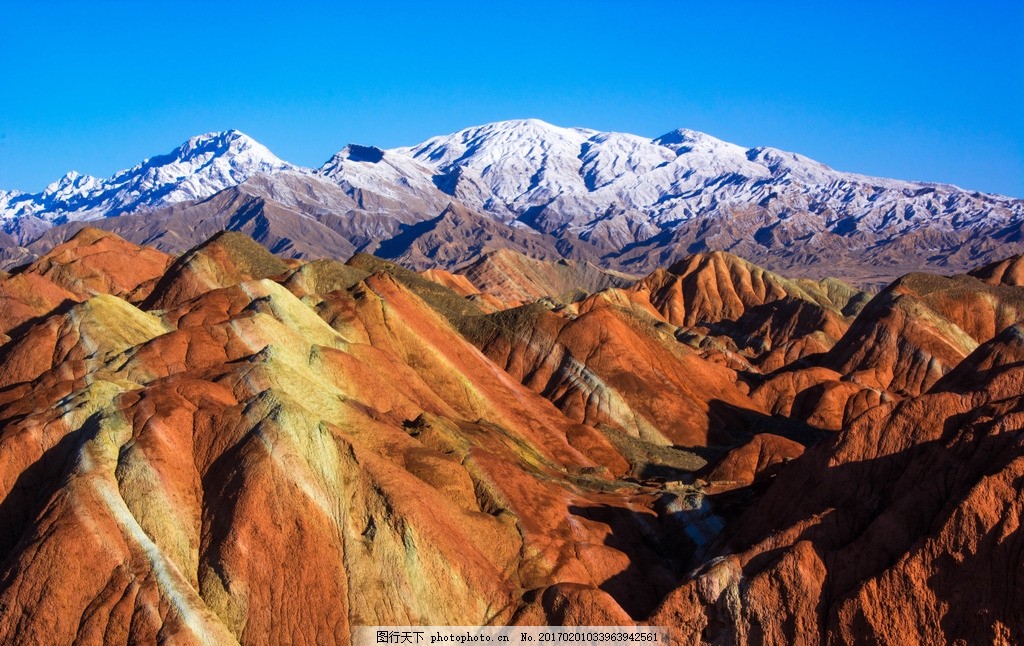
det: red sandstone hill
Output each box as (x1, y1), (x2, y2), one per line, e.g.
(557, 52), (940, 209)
(0, 229), (1022, 644)
(652, 324), (1024, 643)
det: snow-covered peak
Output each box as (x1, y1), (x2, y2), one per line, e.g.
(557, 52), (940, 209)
(0, 190), (20, 214)
(372, 119), (1022, 242)
(654, 128), (755, 164)
(1, 129), (294, 230)
(400, 119), (596, 170)
(106, 129), (290, 190)
(396, 119), (602, 208)
(386, 119), (778, 213)
(5, 119), (1022, 260)
(40, 171), (104, 200)
(577, 130), (676, 191)
(183, 129), (259, 156)
(655, 127), (722, 148)
(318, 142), (446, 210)
(328, 144), (387, 164)
(183, 129), (281, 166)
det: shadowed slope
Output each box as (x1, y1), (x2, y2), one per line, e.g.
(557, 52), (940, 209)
(374, 202), (569, 270)
(652, 324), (1024, 644)
(968, 255), (1024, 287)
(823, 272), (1024, 396)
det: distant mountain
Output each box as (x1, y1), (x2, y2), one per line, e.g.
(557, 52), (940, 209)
(2, 119), (1022, 285)
(0, 130), (293, 242)
(390, 119), (1024, 281)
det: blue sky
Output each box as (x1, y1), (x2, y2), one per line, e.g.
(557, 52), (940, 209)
(1, 1), (1021, 196)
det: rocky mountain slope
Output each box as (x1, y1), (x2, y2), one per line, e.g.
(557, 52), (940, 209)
(3, 121), (1022, 286)
(0, 229), (1022, 643)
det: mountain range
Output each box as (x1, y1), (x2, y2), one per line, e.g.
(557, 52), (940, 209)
(3, 119), (1022, 286)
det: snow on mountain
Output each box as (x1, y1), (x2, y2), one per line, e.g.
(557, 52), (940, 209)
(393, 119), (778, 218)
(0, 190), (21, 213)
(3, 119), (1023, 283)
(380, 118), (1023, 245)
(319, 143), (449, 212)
(9, 119), (1020, 246)
(396, 119), (599, 210)
(0, 130), (294, 234)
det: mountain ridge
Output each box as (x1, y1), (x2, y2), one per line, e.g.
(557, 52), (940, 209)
(0, 130), (293, 238)
(2, 120), (1022, 286)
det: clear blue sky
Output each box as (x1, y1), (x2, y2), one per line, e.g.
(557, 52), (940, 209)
(1, 1), (1021, 196)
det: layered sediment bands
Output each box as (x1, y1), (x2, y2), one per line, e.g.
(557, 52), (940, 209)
(969, 254), (1024, 287)
(0, 227), (172, 342)
(624, 252), (866, 372)
(420, 267), (480, 298)
(464, 299), (769, 447)
(822, 272), (1024, 396)
(0, 231), (701, 641)
(2, 228), (1024, 644)
(747, 366), (889, 432)
(0, 270), (78, 338)
(453, 248), (635, 308)
(701, 434), (805, 493)
(636, 251), (864, 328)
(143, 230), (291, 310)
(21, 226), (173, 300)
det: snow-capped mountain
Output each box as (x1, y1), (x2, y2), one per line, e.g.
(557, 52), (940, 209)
(2, 119), (1023, 284)
(390, 119), (1022, 247)
(319, 143), (451, 214)
(0, 130), (293, 237)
